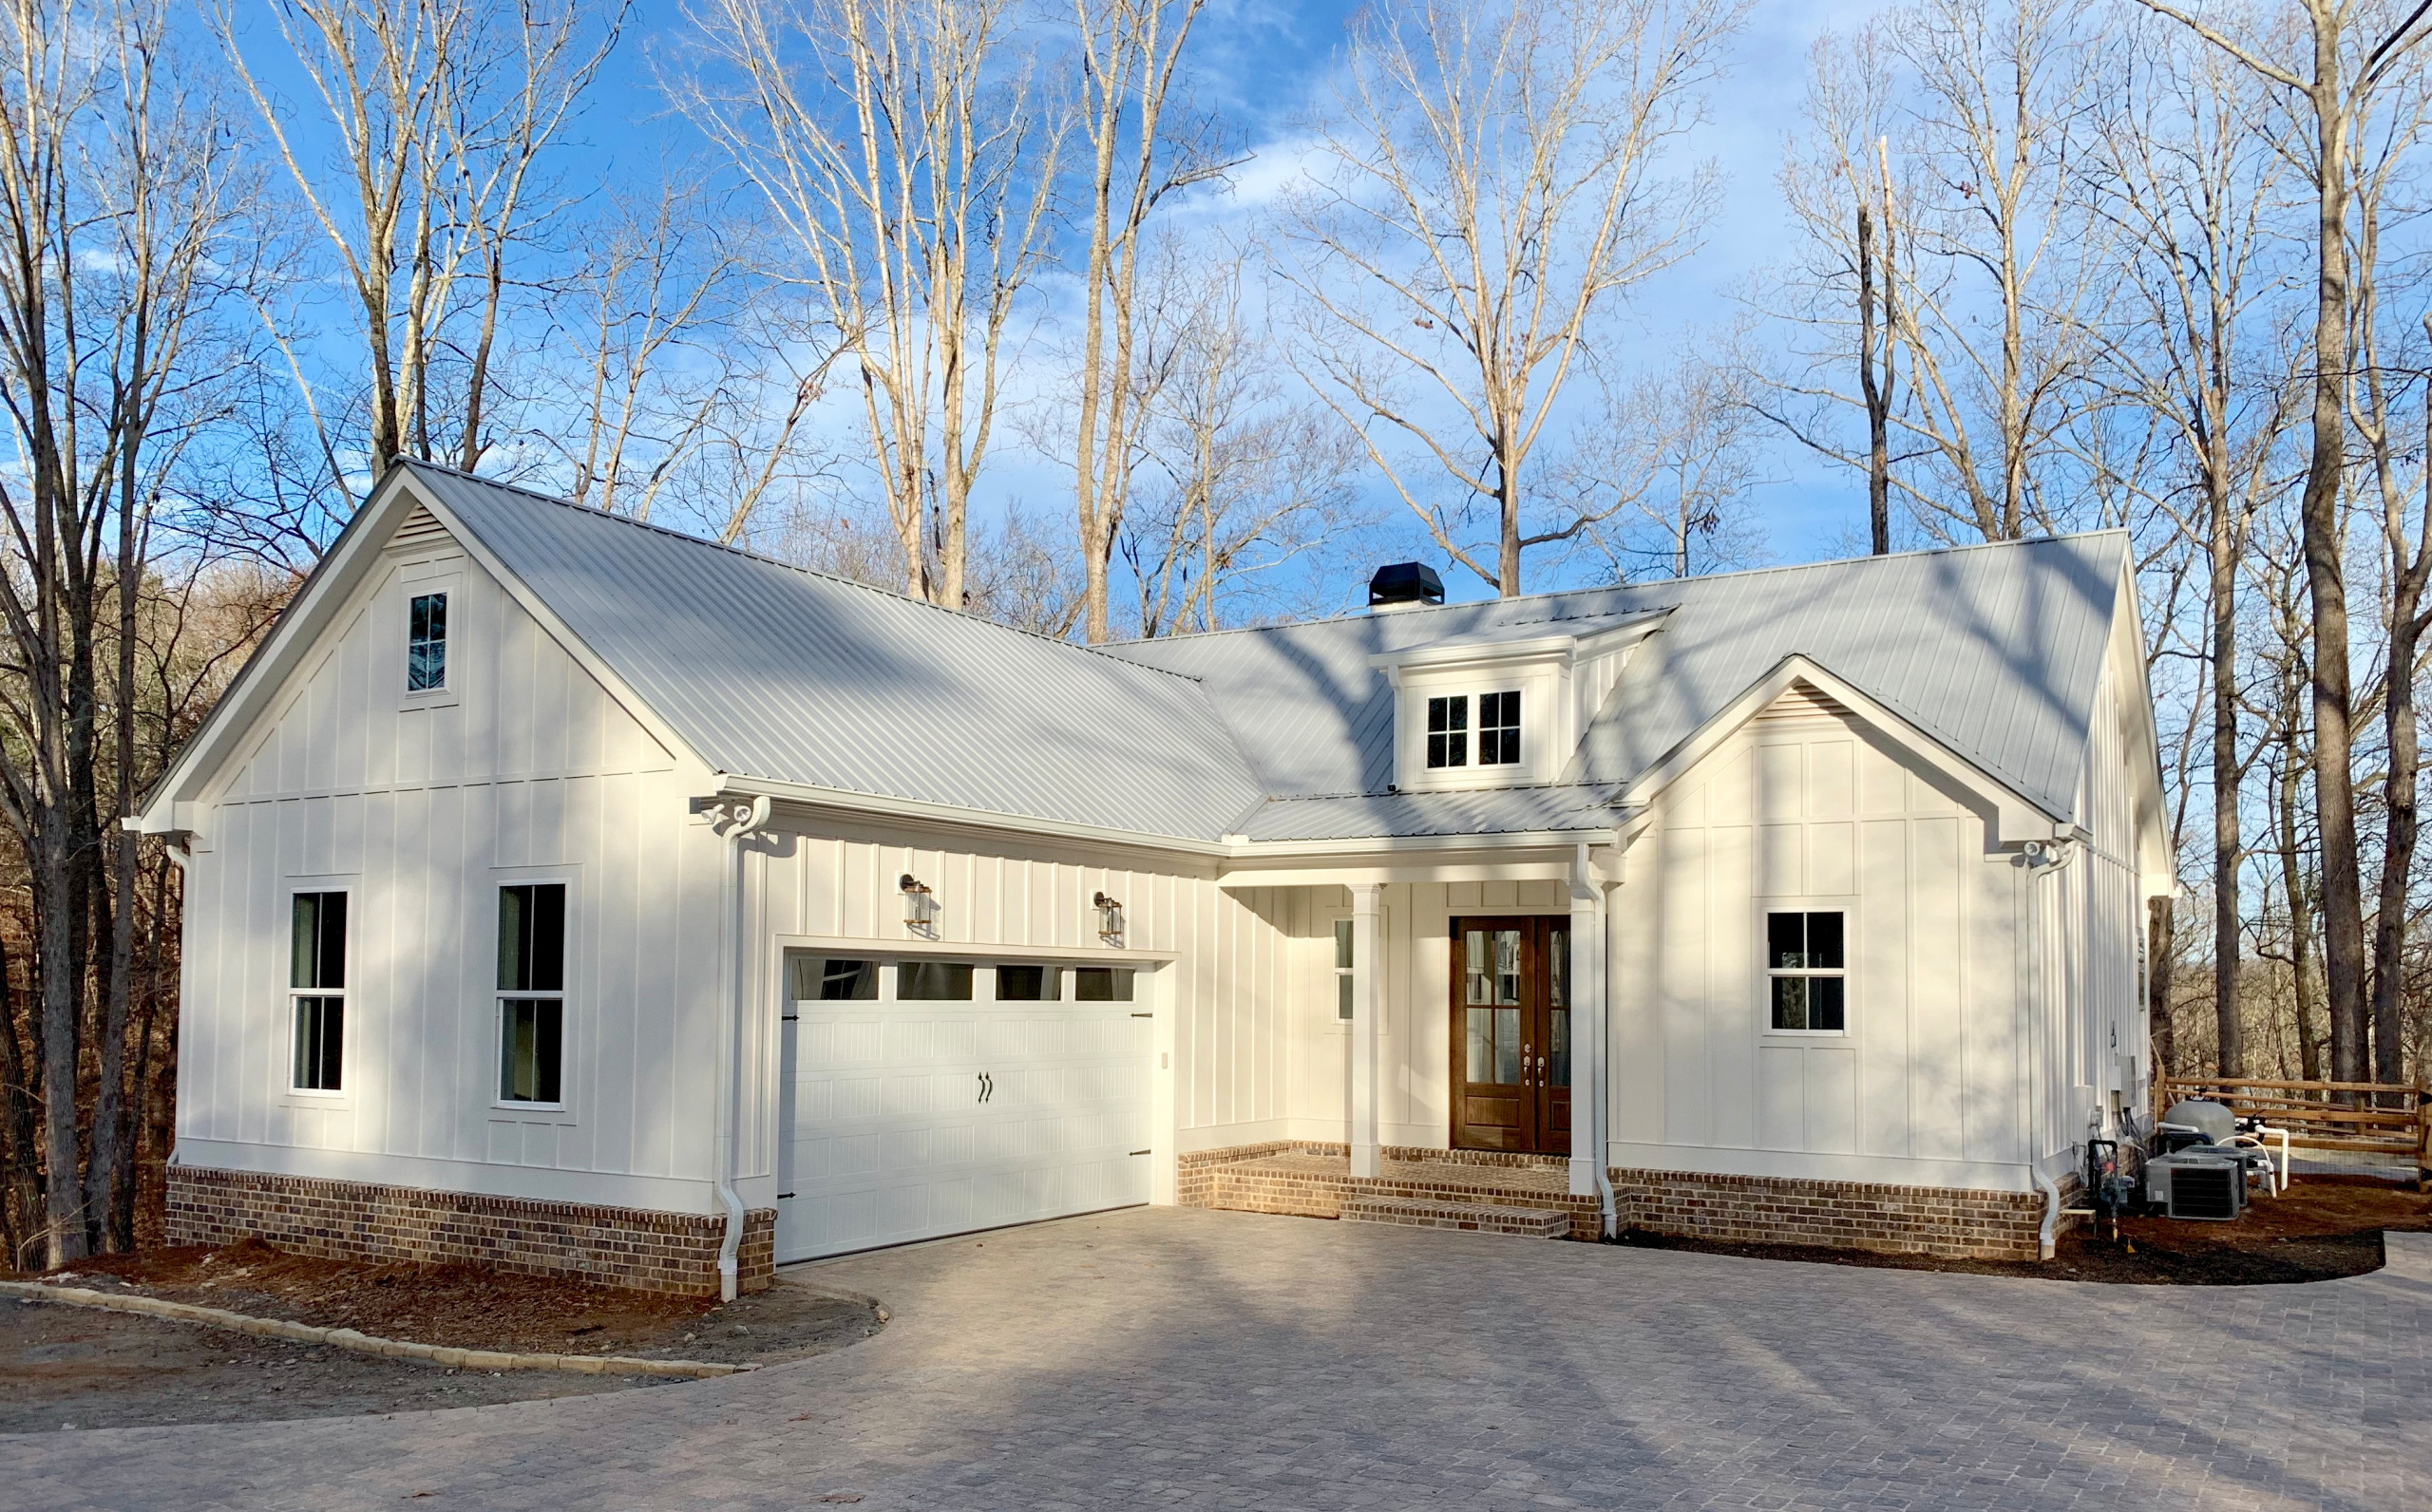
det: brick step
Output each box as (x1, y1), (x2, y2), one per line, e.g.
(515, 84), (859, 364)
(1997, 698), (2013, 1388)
(1339, 1196), (1571, 1238)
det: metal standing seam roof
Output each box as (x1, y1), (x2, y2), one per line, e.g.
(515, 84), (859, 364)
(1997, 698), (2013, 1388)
(405, 462), (2127, 848)
(1106, 533), (2127, 841)
(403, 463), (1270, 842)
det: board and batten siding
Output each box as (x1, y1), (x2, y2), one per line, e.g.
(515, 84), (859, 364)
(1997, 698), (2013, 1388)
(1284, 881), (1573, 1149)
(1609, 683), (2037, 1192)
(176, 517), (737, 1214)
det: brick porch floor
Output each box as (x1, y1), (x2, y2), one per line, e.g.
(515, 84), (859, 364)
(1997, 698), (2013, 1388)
(1179, 1142), (1602, 1239)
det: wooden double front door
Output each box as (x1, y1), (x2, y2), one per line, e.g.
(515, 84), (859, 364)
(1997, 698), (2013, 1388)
(1450, 917), (1570, 1154)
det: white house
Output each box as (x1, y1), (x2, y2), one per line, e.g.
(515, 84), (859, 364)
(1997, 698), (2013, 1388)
(136, 462), (2170, 1296)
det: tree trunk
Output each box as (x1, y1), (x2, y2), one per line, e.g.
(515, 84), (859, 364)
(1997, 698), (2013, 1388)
(0, 929), (39, 1271)
(1856, 194), (1890, 557)
(2211, 477), (2241, 1077)
(2148, 895), (2176, 1078)
(2279, 731), (2325, 1085)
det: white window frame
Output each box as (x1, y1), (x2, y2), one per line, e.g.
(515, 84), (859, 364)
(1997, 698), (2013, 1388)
(1425, 693), (1470, 769)
(1758, 898), (1854, 1039)
(398, 566), (463, 710)
(285, 884), (352, 1099)
(1475, 688), (1523, 766)
(492, 875), (574, 1114)
(1333, 919), (1356, 1023)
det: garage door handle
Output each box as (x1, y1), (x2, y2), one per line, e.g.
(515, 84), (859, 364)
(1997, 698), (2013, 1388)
(976, 1071), (994, 1104)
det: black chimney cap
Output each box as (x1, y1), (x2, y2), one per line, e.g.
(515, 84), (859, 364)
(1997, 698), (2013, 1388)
(1369, 561), (1445, 607)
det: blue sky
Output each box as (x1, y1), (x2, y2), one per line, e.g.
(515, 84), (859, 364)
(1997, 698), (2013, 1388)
(228, 0), (1897, 610)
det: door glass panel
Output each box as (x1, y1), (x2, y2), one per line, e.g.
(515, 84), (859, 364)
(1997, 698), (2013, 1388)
(1466, 1006), (1494, 1083)
(1548, 1007), (1569, 1087)
(1465, 932), (1492, 1005)
(1495, 1006), (1521, 1083)
(1493, 931), (1520, 1004)
(1549, 928), (1568, 1008)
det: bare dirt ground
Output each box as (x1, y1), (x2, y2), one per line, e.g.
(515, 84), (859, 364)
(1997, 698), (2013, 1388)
(1, 1241), (882, 1431)
(1617, 1173), (2432, 1283)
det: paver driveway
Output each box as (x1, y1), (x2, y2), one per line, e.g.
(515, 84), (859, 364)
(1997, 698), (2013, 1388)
(7, 1207), (2428, 1510)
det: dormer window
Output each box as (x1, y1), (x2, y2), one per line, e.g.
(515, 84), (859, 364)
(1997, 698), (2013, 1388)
(1478, 690), (1521, 765)
(1375, 611), (1669, 792)
(1427, 695), (1468, 767)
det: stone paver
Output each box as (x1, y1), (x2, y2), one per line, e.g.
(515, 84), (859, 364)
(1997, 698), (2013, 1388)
(5, 1206), (2426, 1510)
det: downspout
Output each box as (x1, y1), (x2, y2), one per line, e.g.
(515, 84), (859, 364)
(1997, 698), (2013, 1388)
(711, 794), (772, 1302)
(2024, 837), (2079, 1261)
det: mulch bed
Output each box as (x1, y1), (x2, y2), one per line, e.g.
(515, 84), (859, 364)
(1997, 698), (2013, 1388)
(1614, 1174), (2432, 1284)
(24, 1238), (879, 1364)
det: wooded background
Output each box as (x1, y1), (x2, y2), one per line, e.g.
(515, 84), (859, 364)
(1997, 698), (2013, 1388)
(2, 0), (2425, 1268)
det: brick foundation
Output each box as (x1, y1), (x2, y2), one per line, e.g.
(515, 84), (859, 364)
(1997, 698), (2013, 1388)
(166, 1165), (776, 1297)
(1177, 1141), (1602, 1240)
(1608, 1167), (2068, 1261)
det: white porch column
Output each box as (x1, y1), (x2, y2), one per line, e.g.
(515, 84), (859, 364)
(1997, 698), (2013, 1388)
(1568, 851), (1607, 1202)
(1350, 882), (1383, 1179)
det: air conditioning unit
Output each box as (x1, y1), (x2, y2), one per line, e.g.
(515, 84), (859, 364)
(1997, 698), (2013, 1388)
(2145, 1151), (2245, 1221)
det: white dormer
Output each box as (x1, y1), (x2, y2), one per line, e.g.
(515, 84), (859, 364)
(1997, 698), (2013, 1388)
(1371, 613), (1668, 791)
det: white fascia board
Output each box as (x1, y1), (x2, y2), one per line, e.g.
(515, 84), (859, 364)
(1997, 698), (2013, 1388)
(1363, 614), (1667, 678)
(133, 471), (430, 834)
(2115, 563), (2177, 897)
(1620, 653), (2068, 845)
(709, 773), (1235, 860)
(774, 933), (1181, 965)
(716, 771), (1620, 875)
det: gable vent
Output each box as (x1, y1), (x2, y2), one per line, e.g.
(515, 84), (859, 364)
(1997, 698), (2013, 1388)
(1757, 681), (1852, 723)
(390, 504), (450, 551)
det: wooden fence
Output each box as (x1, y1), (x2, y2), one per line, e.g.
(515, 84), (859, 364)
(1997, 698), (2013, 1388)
(2156, 1076), (2432, 1183)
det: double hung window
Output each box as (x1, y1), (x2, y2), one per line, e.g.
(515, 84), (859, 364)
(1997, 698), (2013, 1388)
(407, 592), (447, 692)
(1766, 911), (1847, 1032)
(499, 883), (566, 1103)
(291, 892), (348, 1091)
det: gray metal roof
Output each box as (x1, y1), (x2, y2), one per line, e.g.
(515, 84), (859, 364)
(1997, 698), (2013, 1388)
(406, 463), (1269, 841)
(407, 463), (2126, 847)
(1108, 533), (2129, 829)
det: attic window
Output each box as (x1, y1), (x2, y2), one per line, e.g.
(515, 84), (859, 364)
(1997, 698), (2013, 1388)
(408, 592), (447, 692)
(1478, 690), (1521, 765)
(1427, 695), (1468, 767)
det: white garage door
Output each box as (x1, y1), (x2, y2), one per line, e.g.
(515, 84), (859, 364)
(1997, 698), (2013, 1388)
(774, 957), (1153, 1262)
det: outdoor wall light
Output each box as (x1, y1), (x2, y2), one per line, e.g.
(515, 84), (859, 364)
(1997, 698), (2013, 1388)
(1093, 891), (1125, 944)
(902, 873), (938, 935)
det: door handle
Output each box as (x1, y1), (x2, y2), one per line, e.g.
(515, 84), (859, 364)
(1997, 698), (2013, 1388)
(977, 1071), (995, 1104)
(1522, 1042), (1532, 1087)
(1537, 1055), (1548, 1083)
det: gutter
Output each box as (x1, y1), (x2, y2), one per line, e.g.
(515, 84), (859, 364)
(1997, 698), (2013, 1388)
(709, 794), (772, 1301)
(2024, 836), (2080, 1263)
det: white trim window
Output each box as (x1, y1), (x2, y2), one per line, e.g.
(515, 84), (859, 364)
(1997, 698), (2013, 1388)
(1333, 920), (1355, 1020)
(1765, 910), (1847, 1033)
(1426, 694), (1468, 768)
(290, 891), (348, 1091)
(995, 963), (1059, 1001)
(1477, 690), (1521, 765)
(498, 882), (566, 1104)
(407, 590), (448, 692)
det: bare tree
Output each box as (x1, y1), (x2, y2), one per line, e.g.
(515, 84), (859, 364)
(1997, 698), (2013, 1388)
(1122, 250), (1365, 636)
(1574, 353), (1770, 581)
(1883, 0), (2112, 541)
(0, 0), (249, 1261)
(1279, 0), (1745, 597)
(2339, 75), (2432, 1088)
(1774, 28), (1903, 554)
(2083, 19), (2305, 1076)
(2132, 0), (2432, 1086)
(679, 0), (1060, 609)
(1067, 0), (1231, 643)
(218, 0), (624, 506)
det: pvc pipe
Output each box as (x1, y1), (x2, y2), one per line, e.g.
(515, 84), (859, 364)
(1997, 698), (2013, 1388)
(2036, 1167), (2063, 1261)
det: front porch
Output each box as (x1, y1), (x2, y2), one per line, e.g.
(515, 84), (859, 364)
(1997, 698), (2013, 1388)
(1177, 1142), (1601, 1240)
